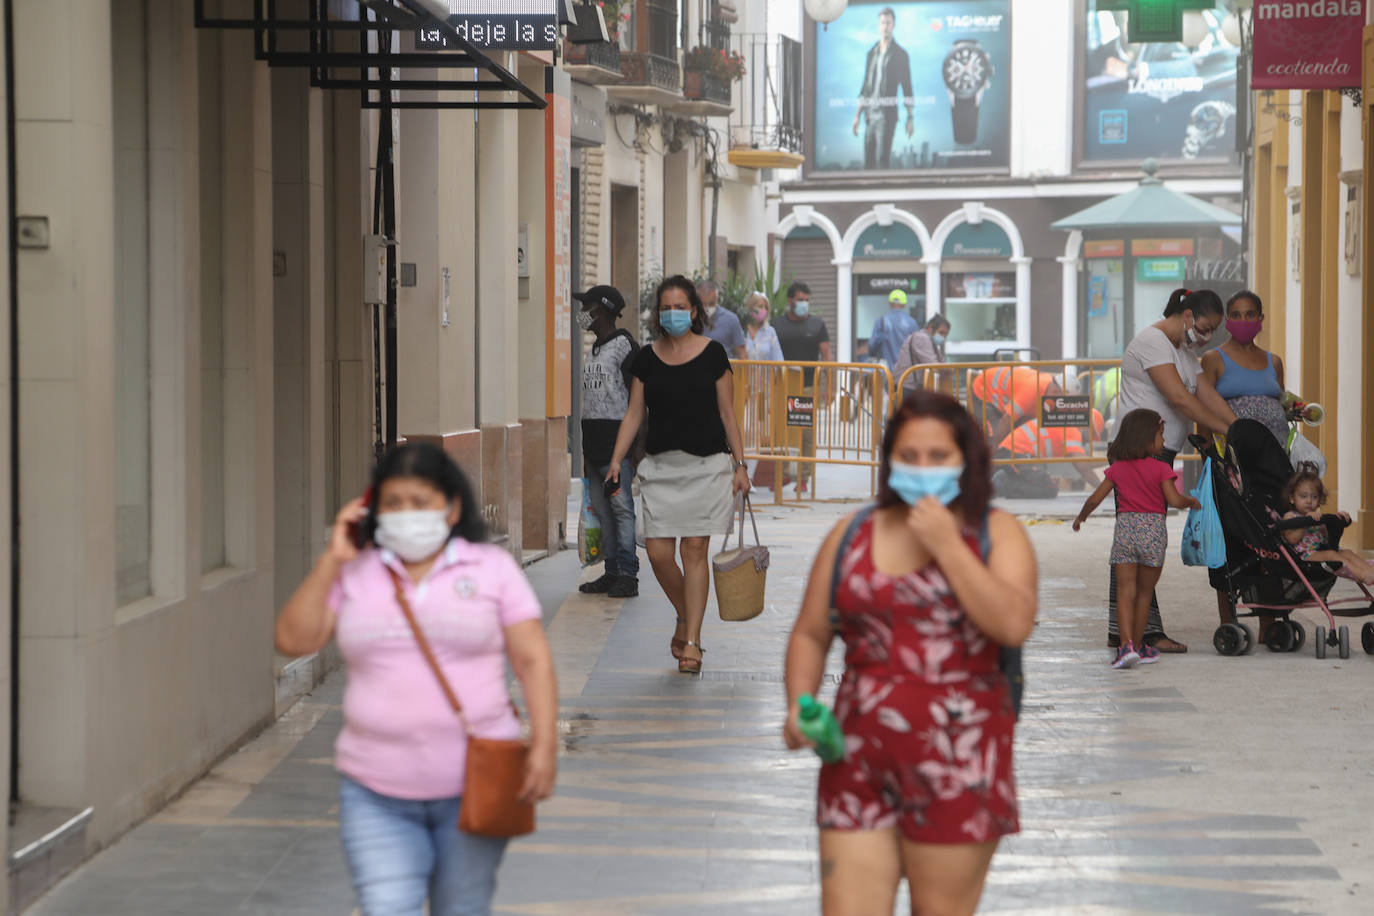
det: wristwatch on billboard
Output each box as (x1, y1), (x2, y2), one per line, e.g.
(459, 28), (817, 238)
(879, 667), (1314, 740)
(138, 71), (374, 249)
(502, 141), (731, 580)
(943, 39), (993, 145)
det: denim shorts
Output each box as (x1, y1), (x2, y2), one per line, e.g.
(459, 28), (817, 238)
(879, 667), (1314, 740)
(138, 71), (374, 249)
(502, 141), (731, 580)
(338, 774), (509, 916)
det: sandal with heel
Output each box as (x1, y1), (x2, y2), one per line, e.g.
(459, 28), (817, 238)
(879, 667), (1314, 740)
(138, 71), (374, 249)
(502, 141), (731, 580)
(678, 641), (704, 674)
(671, 618), (687, 660)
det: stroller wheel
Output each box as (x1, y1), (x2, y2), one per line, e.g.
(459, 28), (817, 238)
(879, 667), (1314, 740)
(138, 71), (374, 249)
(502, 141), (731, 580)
(1361, 622), (1374, 656)
(1265, 620), (1295, 653)
(1315, 626), (1328, 660)
(1237, 623), (1254, 655)
(1212, 624), (1244, 657)
(1338, 626), (1350, 660)
(1290, 621), (1306, 653)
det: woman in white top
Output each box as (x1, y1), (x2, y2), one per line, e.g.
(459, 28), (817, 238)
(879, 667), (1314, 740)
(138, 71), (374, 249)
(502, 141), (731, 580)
(742, 293), (784, 361)
(1108, 287), (1236, 654)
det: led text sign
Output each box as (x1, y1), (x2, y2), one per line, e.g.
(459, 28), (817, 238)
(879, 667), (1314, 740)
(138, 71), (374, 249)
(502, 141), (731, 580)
(416, 1), (559, 51)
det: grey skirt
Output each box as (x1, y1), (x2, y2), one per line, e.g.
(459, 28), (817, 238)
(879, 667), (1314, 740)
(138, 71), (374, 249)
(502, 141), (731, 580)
(637, 450), (734, 538)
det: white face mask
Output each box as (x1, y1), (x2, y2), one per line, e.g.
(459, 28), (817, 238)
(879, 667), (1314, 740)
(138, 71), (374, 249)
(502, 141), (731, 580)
(704, 304), (718, 318)
(1184, 318), (1213, 350)
(375, 509), (452, 563)
(575, 308), (596, 332)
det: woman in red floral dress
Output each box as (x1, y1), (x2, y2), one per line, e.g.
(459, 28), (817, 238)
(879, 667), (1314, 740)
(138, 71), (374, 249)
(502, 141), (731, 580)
(784, 391), (1038, 916)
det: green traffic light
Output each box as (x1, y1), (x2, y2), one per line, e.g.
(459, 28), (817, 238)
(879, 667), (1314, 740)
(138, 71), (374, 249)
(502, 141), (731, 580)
(1095, 0), (1214, 44)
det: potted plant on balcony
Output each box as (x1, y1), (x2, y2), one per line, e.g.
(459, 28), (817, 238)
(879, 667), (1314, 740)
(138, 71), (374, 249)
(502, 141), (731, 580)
(597, 0), (631, 43)
(683, 46), (745, 101)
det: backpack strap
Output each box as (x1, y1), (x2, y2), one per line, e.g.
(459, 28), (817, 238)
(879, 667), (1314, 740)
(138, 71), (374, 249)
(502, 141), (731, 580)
(828, 505), (876, 630)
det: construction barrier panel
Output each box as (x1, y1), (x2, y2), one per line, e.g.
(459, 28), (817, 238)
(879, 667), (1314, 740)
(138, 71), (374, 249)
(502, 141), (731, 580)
(734, 360), (893, 502)
(896, 359), (1126, 466)
(737, 357), (1201, 503)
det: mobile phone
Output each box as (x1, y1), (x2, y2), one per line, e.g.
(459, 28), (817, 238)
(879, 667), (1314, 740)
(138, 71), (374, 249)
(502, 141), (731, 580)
(348, 488), (373, 548)
(603, 478), (621, 500)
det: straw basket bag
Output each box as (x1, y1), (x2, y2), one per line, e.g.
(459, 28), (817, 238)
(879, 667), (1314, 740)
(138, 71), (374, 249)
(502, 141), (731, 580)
(712, 496), (769, 622)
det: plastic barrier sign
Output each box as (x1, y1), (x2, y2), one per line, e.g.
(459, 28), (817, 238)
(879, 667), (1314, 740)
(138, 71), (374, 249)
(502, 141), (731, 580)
(787, 396), (815, 428)
(1041, 395), (1092, 428)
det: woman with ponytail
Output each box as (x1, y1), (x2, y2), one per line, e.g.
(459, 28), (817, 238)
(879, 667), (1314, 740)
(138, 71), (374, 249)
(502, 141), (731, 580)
(1105, 287), (1236, 654)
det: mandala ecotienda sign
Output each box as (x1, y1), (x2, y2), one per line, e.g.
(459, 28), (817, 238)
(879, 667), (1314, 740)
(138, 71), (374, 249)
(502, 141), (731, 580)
(1251, 1), (1365, 90)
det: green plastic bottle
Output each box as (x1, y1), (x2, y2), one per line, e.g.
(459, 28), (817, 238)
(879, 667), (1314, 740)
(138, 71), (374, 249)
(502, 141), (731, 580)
(797, 694), (845, 763)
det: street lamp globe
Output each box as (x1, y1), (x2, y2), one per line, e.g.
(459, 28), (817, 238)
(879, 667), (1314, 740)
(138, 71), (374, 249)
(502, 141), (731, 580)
(804, 0), (848, 27)
(1180, 11), (1209, 49)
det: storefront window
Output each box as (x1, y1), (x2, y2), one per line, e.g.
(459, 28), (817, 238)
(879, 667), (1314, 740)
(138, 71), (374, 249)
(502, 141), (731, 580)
(942, 270), (1016, 344)
(855, 274), (926, 360)
(1084, 257), (1125, 358)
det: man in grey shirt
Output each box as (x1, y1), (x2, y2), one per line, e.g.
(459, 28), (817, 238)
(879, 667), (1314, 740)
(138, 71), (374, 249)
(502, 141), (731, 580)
(894, 313), (952, 395)
(698, 279), (746, 359)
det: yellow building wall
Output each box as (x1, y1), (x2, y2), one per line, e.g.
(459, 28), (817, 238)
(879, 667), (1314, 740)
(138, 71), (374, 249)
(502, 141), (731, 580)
(1254, 74), (1372, 549)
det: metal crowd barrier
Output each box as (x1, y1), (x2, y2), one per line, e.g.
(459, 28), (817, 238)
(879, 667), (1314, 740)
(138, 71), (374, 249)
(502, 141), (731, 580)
(735, 357), (1202, 502)
(896, 359), (1124, 465)
(734, 360), (893, 502)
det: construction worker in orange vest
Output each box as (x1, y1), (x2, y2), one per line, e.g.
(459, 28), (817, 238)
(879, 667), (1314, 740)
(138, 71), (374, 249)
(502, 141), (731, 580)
(994, 409), (1106, 489)
(967, 366), (1066, 444)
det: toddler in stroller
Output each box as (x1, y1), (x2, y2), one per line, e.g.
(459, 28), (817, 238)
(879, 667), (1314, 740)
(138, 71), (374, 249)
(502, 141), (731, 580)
(1278, 464), (1374, 584)
(1193, 419), (1374, 659)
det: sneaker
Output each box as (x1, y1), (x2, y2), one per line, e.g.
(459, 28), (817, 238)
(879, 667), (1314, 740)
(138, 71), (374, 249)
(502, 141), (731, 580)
(578, 573), (616, 594)
(1137, 644), (1160, 665)
(1112, 643), (1140, 669)
(608, 576), (639, 598)
(796, 480), (809, 495)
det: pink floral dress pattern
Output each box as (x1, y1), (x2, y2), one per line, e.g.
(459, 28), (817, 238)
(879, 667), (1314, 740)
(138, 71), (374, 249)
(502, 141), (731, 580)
(817, 515), (1019, 844)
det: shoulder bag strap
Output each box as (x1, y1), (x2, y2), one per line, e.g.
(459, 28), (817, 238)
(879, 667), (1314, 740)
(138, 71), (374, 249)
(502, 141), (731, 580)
(386, 566), (468, 724)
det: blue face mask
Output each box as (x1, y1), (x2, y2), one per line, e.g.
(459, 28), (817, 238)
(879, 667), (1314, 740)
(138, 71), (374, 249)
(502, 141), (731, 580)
(793, 300), (811, 318)
(887, 462), (964, 506)
(661, 310), (692, 337)
(931, 333), (947, 346)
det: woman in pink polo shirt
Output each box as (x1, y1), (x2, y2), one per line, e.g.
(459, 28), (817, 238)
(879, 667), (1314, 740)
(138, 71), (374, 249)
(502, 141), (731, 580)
(275, 443), (558, 916)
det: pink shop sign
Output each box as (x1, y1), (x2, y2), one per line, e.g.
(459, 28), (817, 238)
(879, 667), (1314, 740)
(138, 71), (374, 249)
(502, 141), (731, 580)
(1251, 1), (1365, 90)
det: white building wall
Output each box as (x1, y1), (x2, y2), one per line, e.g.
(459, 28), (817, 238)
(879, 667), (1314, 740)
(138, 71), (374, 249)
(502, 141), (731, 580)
(1284, 91), (1303, 390)
(1009, 0), (1075, 178)
(1335, 101), (1363, 519)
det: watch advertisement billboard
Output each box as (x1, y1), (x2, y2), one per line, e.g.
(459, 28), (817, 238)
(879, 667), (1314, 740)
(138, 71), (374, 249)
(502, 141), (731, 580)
(810, 1), (1012, 174)
(1082, 1), (1241, 163)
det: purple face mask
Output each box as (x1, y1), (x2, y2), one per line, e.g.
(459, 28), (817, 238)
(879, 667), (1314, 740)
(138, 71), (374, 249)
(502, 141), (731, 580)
(1225, 317), (1262, 345)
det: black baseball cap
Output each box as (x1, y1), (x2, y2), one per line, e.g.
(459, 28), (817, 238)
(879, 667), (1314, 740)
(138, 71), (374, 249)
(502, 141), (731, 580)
(572, 285), (627, 316)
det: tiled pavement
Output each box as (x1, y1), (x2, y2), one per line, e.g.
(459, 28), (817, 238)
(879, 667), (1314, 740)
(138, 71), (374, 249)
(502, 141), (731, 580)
(28, 497), (1374, 915)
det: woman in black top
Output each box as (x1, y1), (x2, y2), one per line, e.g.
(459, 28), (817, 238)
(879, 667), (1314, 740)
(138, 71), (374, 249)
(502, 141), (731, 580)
(608, 276), (751, 674)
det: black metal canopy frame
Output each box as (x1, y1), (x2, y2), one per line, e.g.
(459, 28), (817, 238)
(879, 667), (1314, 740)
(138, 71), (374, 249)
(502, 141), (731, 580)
(195, 0), (550, 454)
(193, 0), (548, 110)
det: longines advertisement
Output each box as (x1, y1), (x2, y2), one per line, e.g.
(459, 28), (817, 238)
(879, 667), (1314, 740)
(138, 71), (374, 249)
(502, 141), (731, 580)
(1082, 1), (1241, 162)
(810, 1), (1012, 174)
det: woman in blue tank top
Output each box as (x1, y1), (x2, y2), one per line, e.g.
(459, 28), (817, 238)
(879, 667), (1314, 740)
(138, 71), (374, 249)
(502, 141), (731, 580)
(1200, 290), (1287, 444)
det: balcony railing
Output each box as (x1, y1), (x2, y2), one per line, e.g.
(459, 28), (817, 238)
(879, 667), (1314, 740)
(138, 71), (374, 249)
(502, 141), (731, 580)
(566, 39), (621, 73)
(608, 0), (682, 101)
(685, 71), (731, 107)
(728, 34), (804, 169)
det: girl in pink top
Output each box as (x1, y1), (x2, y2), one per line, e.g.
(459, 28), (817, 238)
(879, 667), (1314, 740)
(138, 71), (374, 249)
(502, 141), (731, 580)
(1073, 410), (1200, 669)
(274, 443), (558, 915)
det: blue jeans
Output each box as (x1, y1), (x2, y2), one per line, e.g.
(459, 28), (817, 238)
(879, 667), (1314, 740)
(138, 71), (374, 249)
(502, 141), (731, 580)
(587, 460), (640, 577)
(338, 775), (509, 916)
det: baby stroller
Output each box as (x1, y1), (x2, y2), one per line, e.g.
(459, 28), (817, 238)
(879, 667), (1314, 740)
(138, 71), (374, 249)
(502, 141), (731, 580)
(1191, 419), (1374, 660)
